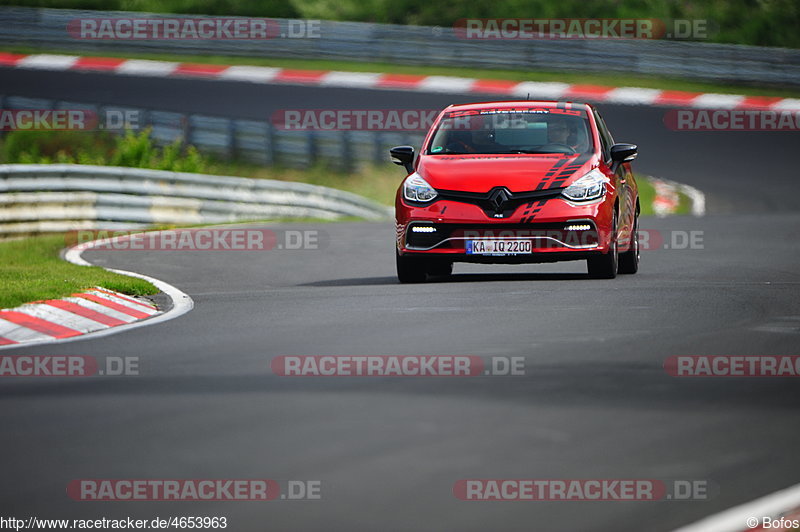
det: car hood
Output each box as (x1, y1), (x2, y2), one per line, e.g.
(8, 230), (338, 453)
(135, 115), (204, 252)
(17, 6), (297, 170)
(416, 154), (597, 193)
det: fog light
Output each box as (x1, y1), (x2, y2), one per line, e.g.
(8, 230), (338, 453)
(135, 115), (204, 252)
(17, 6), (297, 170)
(411, 226), (436, 233)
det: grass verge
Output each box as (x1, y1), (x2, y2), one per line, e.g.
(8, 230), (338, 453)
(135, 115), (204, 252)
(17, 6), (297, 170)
(3, 46), (799, 99)
(0, 234), (158, 309)
(636, 176), (693, 216)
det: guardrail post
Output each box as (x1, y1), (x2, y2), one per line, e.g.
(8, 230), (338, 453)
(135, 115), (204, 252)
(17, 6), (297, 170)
(182, 113), (192, 147)
(0, 95), (5, 140)
(307, 131), (318, 168)
(341, 131), (354, 173)
(141, 109), (152, 131)
(228, 119), (237, 160)
(374, 133), (384, 165)
(265, 122), (276, 166)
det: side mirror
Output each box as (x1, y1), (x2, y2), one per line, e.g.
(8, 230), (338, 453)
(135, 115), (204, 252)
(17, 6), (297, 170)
(390, 146), (415, 173)
(610, 143), (638, 163)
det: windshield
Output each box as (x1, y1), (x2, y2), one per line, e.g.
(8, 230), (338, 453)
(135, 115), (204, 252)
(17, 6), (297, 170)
(426, 108), (593, 156)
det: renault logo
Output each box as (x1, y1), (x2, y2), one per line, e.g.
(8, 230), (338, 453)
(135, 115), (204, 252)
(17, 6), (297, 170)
(488, 188), (511, 213)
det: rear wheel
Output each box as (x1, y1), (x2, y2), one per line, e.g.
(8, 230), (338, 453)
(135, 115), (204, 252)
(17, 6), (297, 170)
(587, 211), (619, 279)
(396, 251), (427, 283)
(617, 213), (639, 274)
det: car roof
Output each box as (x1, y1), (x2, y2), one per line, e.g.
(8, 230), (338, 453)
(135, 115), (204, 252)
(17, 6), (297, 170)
(443, 100), (594, 112)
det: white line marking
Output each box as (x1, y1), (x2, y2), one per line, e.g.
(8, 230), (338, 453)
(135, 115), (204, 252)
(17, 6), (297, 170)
(416, 76), (476, 93)
(116, 59), (179, 76)
(511, 81), (570, 99)
(672, 482), (800, 532)
(17, 54), (79, 70)
(605, 87), (663, 105)
(321, 71), (382, 88)
(678, 182), (707, 217)
(771, 98), (800, 111)
(691, 93), (746, 109)
(218, 65), (281, 83)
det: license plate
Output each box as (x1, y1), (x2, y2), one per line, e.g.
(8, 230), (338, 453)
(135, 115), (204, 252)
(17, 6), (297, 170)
(465, 239), (532, 255)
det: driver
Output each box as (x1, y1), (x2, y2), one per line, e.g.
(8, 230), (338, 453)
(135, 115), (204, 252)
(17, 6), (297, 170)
(548, 120), (572, 145)
(547, 118), (587, 153)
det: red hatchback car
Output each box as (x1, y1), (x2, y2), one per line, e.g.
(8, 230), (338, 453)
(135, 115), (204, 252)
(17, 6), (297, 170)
(391, 100), (639, 283)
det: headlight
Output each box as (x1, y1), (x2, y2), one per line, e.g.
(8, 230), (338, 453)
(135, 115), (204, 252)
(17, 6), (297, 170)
(562, 169), (608, 202)
(403, 173), (438, 202)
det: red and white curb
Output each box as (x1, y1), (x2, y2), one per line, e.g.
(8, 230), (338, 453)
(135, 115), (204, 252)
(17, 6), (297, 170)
(0, 287), (159, 346)
(0, 238), (193, 350)
(673, 482), (800, 532)
(1, 52), (798, 110)
(645, 175), (706, 217)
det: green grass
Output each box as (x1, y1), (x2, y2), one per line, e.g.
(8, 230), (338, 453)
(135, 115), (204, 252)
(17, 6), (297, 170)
(636, 175), (693, 216)
(0, 234), (158, 309)
(637, 176), (656, 216)
(675, 190), (693, 215)
(3, 45), (799, 98)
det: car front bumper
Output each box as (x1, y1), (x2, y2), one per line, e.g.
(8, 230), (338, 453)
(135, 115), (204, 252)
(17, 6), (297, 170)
(396, 195), (615, 263)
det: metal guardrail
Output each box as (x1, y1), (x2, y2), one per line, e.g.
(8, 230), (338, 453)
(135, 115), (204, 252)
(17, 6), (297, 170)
(0, 164), (392, 235)
(0, 95), (426, 170)
(1, 7), (799, 86)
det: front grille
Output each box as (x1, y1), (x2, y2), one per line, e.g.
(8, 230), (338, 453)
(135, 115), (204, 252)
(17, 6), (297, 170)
(436, 187), (564, 218)
(406, 222), (598, 250)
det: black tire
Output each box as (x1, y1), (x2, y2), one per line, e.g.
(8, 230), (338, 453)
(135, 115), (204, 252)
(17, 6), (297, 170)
(396, 251), (427, 283)
(587, 211), (618, 279)
(426, 260), (453, 278)
(617, 214), (639, 274)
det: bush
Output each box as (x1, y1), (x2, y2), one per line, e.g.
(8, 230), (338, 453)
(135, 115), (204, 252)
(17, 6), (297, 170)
(0, 128), (212, 173)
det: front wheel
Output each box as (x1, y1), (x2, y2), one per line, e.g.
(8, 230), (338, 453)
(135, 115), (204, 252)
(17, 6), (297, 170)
(396, 251), (427, 283)
(587, 211), (618, 279)
(426, 260), (453, 278)
(617, 213), (639, 274)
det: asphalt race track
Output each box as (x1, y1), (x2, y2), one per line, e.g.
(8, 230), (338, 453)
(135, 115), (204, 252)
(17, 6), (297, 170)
(1, 67), (800, 531)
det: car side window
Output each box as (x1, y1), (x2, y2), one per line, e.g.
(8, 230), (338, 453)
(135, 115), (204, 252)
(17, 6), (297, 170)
(593, 110), (614, 162)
